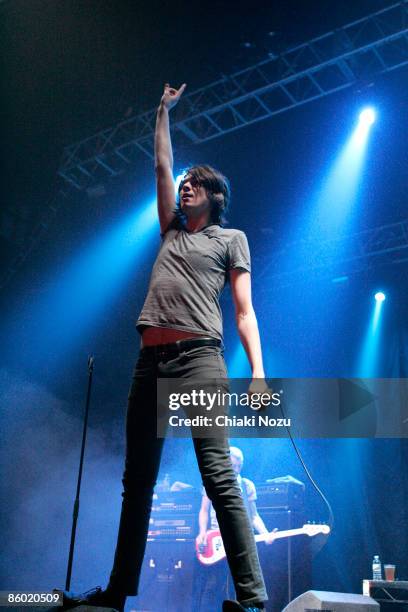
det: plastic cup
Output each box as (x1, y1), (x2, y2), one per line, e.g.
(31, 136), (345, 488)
(384, 564), (396, 581)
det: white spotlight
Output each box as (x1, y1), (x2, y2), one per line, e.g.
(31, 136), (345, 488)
(374, 291), (385, 302)
(359, 108), (376, 126)
(175, 173), (185, 193)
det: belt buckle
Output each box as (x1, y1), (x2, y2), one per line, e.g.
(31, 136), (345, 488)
(156, 346), (167, 360)
(157, 343), (179, 360)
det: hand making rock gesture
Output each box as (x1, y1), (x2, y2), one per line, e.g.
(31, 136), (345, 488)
(160, 82), (187, 110)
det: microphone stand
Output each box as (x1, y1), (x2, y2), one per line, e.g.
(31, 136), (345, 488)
(65, 356), (95, 591)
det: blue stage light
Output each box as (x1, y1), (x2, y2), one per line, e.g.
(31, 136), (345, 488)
(357, 290), (386, 375)
(359, 107), (376, 126)
(374, 291), (385, 302)
(175, 173), (184, 192)
(6, 198), (159, 374)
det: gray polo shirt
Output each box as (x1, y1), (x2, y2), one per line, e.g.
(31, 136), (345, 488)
(136, 217), (251, 341)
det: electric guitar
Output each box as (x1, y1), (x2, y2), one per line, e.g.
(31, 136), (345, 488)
(196, 523), (330, 565)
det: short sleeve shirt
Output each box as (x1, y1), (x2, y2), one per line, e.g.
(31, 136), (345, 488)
(136, 218), (251, 341)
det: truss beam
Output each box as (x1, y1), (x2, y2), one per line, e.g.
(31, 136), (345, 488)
(58, 1), (408, 189)
(254, 219), (408, 291)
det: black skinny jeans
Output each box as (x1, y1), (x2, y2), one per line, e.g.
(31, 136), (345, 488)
(108, 343), (267, 606)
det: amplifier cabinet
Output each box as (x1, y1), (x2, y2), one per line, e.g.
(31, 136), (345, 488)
(258, 510), (311, 612)
(135, 540), (195, 612)
(137, 511), (310, 611)
(151, 490), (201, 514)
(148, 515), (195, 540)
(256, 480), (305, 511)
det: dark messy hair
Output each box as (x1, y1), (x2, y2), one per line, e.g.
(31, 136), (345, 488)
(176, 164), (230, 225)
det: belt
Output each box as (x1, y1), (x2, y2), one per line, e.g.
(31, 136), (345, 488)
(140, 336), (223, 359)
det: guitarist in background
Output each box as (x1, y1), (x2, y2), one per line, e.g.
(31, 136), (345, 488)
(196, 447), (275, 608)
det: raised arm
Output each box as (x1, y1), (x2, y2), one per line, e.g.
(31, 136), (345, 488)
(155, 82), (186, 233)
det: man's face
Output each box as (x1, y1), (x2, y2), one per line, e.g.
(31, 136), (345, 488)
(179, 175), (211, 217)
(231, 455), (242, 475)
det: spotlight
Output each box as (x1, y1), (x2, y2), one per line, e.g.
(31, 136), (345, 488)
(359, 107), (376, 126)
(175, 173), (185, 193)
(374, 291), (385, 302)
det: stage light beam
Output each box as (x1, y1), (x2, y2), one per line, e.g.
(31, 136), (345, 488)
(7, 198), (159, 372)
(357, 290), (386, 376)
(359, 108), (376, 127)
(309, 105), (378, 245)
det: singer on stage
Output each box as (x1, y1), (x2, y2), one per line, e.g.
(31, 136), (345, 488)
(60, 83), (269, 612)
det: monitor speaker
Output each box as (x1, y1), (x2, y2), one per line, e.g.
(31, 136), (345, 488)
(281, 590), (380, 611)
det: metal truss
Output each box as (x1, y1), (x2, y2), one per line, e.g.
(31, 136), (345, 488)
(59, 1), (408, 190)
(253, 218), (408, 292)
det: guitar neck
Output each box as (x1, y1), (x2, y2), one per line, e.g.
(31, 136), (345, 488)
(254, 528), (306, 542)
